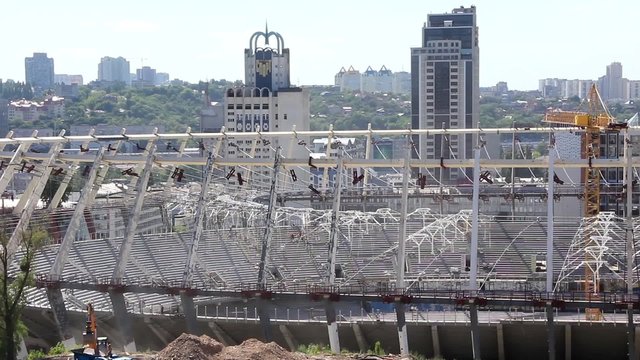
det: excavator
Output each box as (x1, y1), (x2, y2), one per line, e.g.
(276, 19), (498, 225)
(72, 303), (132, 360)
(544, 83), (626, 320)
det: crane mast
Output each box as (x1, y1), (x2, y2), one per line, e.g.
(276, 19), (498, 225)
(544, 84), (620, 318)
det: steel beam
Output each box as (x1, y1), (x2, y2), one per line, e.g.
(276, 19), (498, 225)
(7, 151), (640, 169)
(363, 123), (373, 191)
(624, 130), (636, 360)
(257, 147), (282, 288)
(4, 140), (62, 264)
(182, 138), (222, 287)
(112, 144), (156, 281)
(325, 151), (343, 354)
(162, 129), (189, 192)
(47, 131), (97, 210)
(395, 135), (411, 356)
(547, 147), (555, 292)
(322, 124), (335, 190)
(49, 147), (107, 277)
(470, 146), (481, 291)
(327, 154), (343, 285)
(0, 142), (30, 197)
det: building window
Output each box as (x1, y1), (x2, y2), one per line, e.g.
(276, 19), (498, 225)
(227, 104), (233, 109)
(451, 82), (458, 86)
(254, 104), (260, 109)
(284, 114), (288, 120)
(262, 104), (269, 109)
(451, 68), (458, 73)
(244, 104), (251, 109)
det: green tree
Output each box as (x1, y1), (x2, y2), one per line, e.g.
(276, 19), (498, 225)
(0, 227), (46, 360)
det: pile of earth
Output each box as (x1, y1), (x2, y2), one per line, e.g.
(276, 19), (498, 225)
(154, 333), (405, 360)
(155, 333), (305, 360)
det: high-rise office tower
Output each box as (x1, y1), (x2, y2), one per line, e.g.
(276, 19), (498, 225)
(598, 62), (625, 101)
(25, 52), (55, 93)
(98, 56), (131, 85)
(224, 26), (310, 185)
(411, 6), (479, 183)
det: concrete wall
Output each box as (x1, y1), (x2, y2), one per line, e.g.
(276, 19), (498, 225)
(22, 307), (632, 360)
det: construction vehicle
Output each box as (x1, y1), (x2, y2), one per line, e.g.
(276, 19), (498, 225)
(72, 303), (131, 360)
(544, 83), (626, 320)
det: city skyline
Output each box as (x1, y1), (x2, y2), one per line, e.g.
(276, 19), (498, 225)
(1, 0), (639, 90)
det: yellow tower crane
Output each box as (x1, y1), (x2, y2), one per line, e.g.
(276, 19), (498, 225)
(544, 84), (626, 319)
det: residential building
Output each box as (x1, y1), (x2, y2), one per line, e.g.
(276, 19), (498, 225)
(134, 66), (157, 88)
(392, 71), (411, 95)
(224, 26), (310, 185)
(411, 5), (479, 183)
(628, 80), (640, 100)
(155, 72), (170, 86)
(335, 66), (408, 94)
(8, 96), (64, 122)
(598, 62), (626, 101)
(25, 53), (54, 94)
(563, 79), (592, 99)
(98, 56), (131, 84)
(361, 65), (393, 93)
(538, 78), (565, 98)
(54, 74), (83, 85)
(334, 66), (361, 92)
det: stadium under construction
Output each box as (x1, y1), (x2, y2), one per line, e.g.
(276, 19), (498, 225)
(3, 125), (640, 360)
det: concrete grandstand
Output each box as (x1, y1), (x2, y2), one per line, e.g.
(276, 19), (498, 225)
(2, 126), (640, 359)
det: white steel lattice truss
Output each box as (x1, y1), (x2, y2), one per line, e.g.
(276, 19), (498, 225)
(2, 126), (640, 313)
(556, 212), (640, 290)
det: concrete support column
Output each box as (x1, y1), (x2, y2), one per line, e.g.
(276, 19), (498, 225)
(180, 293), (200, 335)
(469, 300), (482, 360)
(496, 323), (505, 360)
(258, 299), (273, 342)
(395, 302), (409, 355)
(546, 303), (556, 360)
(144, 317), (172, 345)
(109, 292), (137, 353)
(627, 306), (637, 360)
(45, 288), (78, 347)
(325, 302), (340, 354)
(633, 323), (640, 360)
(279, 324), (299, 351)
(431, 325), (441, 359)
(352, 323), (369, 353)
(565, 325), (572, 360)
(208, 322), (236, 346)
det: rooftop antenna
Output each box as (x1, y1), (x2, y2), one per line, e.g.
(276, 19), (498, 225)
(265, 20), (269, 45)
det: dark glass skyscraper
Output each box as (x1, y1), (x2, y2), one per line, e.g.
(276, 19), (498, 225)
(411, 6), (479, 183)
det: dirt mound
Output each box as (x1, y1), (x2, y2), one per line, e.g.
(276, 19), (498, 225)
(156, 333), (224, 360)
(213, 338), (306, 360)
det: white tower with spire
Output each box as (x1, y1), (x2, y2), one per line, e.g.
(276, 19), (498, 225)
(244, 23), (290, 92)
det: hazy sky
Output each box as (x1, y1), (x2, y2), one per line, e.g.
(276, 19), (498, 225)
(1, 0), (638, 90)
